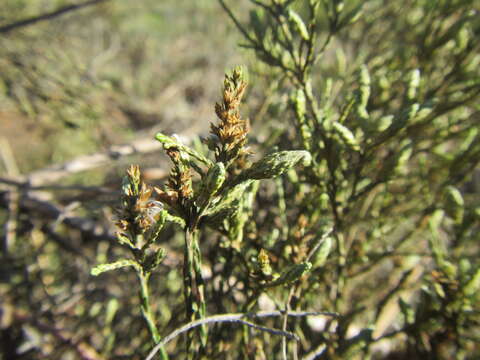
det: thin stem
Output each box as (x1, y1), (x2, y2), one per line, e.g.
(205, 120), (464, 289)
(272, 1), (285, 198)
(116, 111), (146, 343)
(333, 232), (346, 312)
(183, 226), (207, 357)
(282, 227), (334, 359)
(146, 315), (296, 360)
(145, 311), (338, 360)
(138, 271), (168, 360)
(282, 288), (295, 360)
(191, 230), (208, 347)
(218, 0), (298, 78)
(183, 228), (196, 358)
(305, 227), (334, 262)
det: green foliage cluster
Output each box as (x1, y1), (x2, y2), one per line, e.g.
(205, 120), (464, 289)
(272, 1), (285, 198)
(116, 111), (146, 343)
(1, 0), (479, 359)
(93, 68), (319, 359)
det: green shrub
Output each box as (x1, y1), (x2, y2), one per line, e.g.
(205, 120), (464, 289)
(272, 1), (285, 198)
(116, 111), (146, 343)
(2, 1), (478, 359)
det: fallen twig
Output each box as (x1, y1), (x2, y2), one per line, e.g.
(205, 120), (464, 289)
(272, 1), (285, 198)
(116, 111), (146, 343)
(145, 311), (339, 360)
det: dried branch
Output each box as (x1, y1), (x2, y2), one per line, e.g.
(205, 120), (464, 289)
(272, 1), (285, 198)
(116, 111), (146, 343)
(0, 190), (114, 242)
(2, 188), (19, 253)
(0, 136), (167, 187)
(0, 0), (112, 35)
(305, 227), (334, 263)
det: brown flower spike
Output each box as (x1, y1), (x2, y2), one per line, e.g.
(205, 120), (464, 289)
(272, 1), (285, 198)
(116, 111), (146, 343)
(209, 67), (249, 166)
(154, 147), (194, 220)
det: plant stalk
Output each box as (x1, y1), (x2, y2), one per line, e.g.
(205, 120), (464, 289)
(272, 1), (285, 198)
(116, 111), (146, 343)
(184, 226), (207, 358)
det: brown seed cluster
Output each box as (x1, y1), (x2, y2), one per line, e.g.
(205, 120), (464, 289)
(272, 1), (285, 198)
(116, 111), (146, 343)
(116, 165), (163, 238)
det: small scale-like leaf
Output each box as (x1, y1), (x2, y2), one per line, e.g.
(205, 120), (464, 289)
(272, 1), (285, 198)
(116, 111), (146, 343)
(407, 69), (421, 100)
(105, 298), (120, 326)
(428, 210), (446, 266)
(332, 122), (360, 151)
(313, 236), (332, 267)
(145, 209), (168, 245)
(292, 88), (306, 119)
(291, 89), (312, 150)
(444, 185), (464, 224)
(338, 97), (356, 125)
(357, 65), (370, 120)
(335, 2), (345, 13)
(288, 9), (310, 41)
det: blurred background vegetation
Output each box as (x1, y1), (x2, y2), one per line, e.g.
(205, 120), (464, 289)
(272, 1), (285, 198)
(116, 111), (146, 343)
(0, 0), (250, 172)
(0, 0), (479, 359)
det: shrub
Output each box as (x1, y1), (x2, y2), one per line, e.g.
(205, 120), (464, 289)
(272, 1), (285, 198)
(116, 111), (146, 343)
(2, 1), (478, 359)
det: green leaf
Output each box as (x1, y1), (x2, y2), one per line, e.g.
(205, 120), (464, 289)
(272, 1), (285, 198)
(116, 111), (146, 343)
(204, 180), (259, 226)
(267, 262), (312, 287)
(198, 162), (226, 207)
(91, 259), (140, 276)
(165, 213), (186, 227)
(236, 150), (311, 182)
(398, 297), (415, 325)
(464, 267), (480, 297)
(443, 185), (464, 224)
(105, 298), (120, 326)
(116, 232), (135, 249)
(291, 89), (312, 150)
(338, 3), (364, 28)
(155, 133), (212, 166)
(428, 210), (446, 266)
